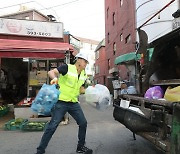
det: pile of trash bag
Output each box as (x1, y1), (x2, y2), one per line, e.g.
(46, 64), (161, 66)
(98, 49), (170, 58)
(31, 84), (60, 115)
(144, 86), (164, 99)
(85, 84), (111, 110)
(164, 86), (180, 102)
(121, 86), (137, 94)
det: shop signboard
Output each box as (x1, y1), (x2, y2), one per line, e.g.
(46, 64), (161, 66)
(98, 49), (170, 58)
(0, 18), (63, 38)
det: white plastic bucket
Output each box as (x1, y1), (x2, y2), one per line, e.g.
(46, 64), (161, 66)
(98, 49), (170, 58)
(120, 99), (130, 108)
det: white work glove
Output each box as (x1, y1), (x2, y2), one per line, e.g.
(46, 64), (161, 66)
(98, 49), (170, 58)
(50, 77), (58, 85)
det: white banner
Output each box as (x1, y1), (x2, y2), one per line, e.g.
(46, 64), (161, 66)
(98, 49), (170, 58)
(0, 18), (63, 38)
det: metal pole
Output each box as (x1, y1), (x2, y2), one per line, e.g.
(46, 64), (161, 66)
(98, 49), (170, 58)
(47, 59), (49, 84)
(65, 51), (70, 64)
(64, 50), (70, 123)
(0, 57), (1, 77)
(27, 58), (30, 97)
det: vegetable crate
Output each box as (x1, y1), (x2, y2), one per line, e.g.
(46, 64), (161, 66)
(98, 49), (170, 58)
(4, 118), (27, 131)
(20, 121), (48, 131)
(0, 106), (9, 117)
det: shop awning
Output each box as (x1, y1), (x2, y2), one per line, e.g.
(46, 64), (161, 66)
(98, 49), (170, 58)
(115, 52), (141, 65)
(0, 39), (75, 58)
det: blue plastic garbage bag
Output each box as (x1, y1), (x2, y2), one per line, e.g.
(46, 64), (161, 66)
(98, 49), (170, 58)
(31, 84), (60, 115)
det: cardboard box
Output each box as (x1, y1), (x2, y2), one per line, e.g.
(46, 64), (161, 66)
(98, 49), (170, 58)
(37, 71), (47, 79)
(38, 79), (47, 85)
(29, 79), (38, 86)
(29, 71), (37, 79)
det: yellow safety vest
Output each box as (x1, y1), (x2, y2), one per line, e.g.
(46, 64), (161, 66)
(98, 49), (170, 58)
(58, 64), (87, 102)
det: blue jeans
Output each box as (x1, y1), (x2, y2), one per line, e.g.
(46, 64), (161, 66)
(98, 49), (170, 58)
(37, 101), (87, 154)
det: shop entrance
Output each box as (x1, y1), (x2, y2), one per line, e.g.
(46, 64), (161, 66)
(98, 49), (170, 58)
(0, 58), (28, 105)
(0, 58), (65, 105)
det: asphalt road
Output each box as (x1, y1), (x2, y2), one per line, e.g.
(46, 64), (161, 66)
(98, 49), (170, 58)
(0, 96), (165, 154)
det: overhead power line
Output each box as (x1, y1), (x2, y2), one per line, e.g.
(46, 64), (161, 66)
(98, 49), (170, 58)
(0, 0), (84, 11)
(0, 1), (35, 10)
(39, 0), (81, 10)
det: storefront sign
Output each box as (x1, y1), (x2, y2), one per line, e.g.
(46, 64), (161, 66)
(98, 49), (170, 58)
(172, 17), (180, 30)
(0, 18), (63, 38)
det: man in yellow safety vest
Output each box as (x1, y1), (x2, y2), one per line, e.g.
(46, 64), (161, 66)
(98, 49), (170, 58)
(36, 52), (93, 154)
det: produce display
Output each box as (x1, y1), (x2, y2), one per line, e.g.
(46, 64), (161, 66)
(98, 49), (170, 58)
(21, 121), (48, 131)
(0, 105), (9, 117)
(4, 118), (48, 131)
(5, 118), (27, 131)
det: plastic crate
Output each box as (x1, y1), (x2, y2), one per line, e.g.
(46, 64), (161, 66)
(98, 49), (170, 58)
(4, 119), (27, 131)
(21, 121), (48, 131)
(0, 106), (9, 117)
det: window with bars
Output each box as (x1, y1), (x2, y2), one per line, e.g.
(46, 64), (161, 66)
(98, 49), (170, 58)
(108, 59), (110, 70)
(120, 33), (123, 42)
(113, 42), (116, 55)
(125, 34), (131, 44)
(120, 0), (123, 7)
(107, 7), (109, 19)
(107, 32), (110, 43)
(95, 65), (99, 74)
(113, 12), (115, 25)
(95, 50), (99, 60)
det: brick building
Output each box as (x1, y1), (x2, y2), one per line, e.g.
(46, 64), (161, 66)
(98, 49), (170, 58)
(94, 39), (106, 84)
(100, 0), (136, 92)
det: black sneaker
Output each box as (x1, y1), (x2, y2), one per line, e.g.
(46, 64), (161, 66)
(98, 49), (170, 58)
(76, 145), (93, 154)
